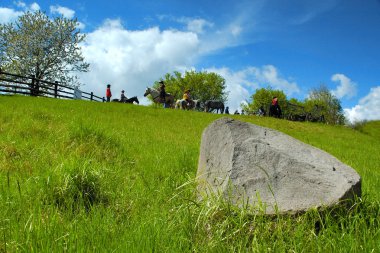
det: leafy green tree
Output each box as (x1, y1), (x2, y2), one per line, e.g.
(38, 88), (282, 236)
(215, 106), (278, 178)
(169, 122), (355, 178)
(242, 87), (287, 115)
(0, 11), (89, 87)
(306, 85), (345, 124)
(153, 70), (227, 102)
(284, 98), (307, 120)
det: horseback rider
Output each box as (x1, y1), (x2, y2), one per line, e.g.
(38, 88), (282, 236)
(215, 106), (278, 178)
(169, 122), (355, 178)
(120, 90), (128, 102)
(183, 89), (195, 109)
(270, 96), (282, 117)
(159, 80), (170, 108)
(159, 81), (166, 101)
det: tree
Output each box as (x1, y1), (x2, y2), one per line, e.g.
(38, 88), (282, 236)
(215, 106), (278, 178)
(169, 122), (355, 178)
(306, 85), (345, 124)
(0, 11), (89, 88)
(152, 70), (228, 103)
(242, 87), (287, 115)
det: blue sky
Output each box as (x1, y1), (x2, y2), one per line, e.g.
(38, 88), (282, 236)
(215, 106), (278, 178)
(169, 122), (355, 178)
(1, 0), (380, 122)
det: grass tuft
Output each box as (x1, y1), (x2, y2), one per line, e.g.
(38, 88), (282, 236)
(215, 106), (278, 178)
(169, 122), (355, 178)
(46, 162), (109, 212)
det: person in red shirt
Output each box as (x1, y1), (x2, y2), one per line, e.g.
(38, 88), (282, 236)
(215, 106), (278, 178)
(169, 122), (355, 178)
(272, 96), (278, 106)
(106, 84), (112, 102)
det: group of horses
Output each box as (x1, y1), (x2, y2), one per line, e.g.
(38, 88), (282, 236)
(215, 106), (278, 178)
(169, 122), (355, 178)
(110, 87), (324, 122)
(110, 87), (226, 114)
(143, 87), (225, 113)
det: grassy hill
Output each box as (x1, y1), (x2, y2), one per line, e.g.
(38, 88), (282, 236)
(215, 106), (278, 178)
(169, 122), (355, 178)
(0, 96), (379, 252)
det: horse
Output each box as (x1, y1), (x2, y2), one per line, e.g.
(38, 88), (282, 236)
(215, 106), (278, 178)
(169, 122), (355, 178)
(143, 87), (174, 108)
(269, 104), (282, 118)
(125, 96), (139, 104)
(175, 99), (200, 110)
(112, 96), (139, 104)
(204, 100), (224, 114)
(175, 99), (186, 109)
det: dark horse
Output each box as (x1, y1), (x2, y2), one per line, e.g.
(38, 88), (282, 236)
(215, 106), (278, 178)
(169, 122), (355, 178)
(269, 104), (282, 118)
(204, 100), (224, 114)
(112, 96), (139, 104)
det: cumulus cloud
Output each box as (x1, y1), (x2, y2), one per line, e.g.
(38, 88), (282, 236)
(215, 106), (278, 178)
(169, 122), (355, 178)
(29, 2), (40, 11)
(205, 65), (299, 112)
(50, 5), (75, 19)
(206, 67), (253, 111)
(250, 65), (300, 95)
(0, 2), (40, 23)
(76, 21), (86, 30)
(0, 7), (22, 23)
(331, 73), (357, 99)
(344, 86), (380, 123)
(76, 17), (297, 112)
(78, 19), (200, 104)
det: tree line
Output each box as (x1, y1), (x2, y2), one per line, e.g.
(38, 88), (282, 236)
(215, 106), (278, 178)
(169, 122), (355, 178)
(241, 86), (345, 125)
(0, 10), (345, 124)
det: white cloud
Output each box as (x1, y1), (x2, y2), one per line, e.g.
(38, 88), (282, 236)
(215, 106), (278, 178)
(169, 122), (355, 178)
(205, 65), (299, 112)
(331, 73), (357, 99)
(230, 24), (243, 37)
(50, 5), (75, 19)
(15, 1), (26, 8)
(206, 67), (253, 112)
(78, 19), (200, 103)
(185, 18), (213, 34)
(77, 18), (297, 111)
(250, 65), (300, 95)
(0, 7), (22, 23)
(30, 2), (40, 12)
(76, 21), (86, 30)
(0, 2), (40, 24)
(344, 86), (380, 123)
(14, 1), (39, 11)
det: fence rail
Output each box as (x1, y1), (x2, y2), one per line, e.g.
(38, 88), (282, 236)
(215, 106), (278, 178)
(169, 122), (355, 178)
(0, 69), (104, 102)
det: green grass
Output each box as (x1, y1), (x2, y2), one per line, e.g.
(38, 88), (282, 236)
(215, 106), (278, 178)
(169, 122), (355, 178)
(0, 95), (379, 252)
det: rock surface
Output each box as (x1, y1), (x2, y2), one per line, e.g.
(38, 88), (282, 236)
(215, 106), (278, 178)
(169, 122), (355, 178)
(197, 118), (361, 214)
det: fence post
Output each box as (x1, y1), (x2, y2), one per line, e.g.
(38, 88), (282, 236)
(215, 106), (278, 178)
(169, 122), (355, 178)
(102, 97), (105, 102)
(54, 81), (58, 98)
(90, 92), (94, 101)
(30, 75), (35, 96)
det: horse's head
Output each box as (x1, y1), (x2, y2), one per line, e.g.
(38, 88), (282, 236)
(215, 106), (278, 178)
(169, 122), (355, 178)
(143, 87), (150, 97)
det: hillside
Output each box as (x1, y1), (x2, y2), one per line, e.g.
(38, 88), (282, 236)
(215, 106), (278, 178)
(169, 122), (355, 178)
(0, 96), (379, 252)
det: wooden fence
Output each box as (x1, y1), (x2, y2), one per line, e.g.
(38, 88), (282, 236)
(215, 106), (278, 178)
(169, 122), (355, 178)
(0, 69), (105, 102)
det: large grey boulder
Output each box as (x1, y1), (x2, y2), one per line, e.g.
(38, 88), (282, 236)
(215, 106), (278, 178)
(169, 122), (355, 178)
(197, 118), (361, 214)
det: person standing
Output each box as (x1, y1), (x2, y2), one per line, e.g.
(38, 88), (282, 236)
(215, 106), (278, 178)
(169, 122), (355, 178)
(106, 84), (112, 102)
